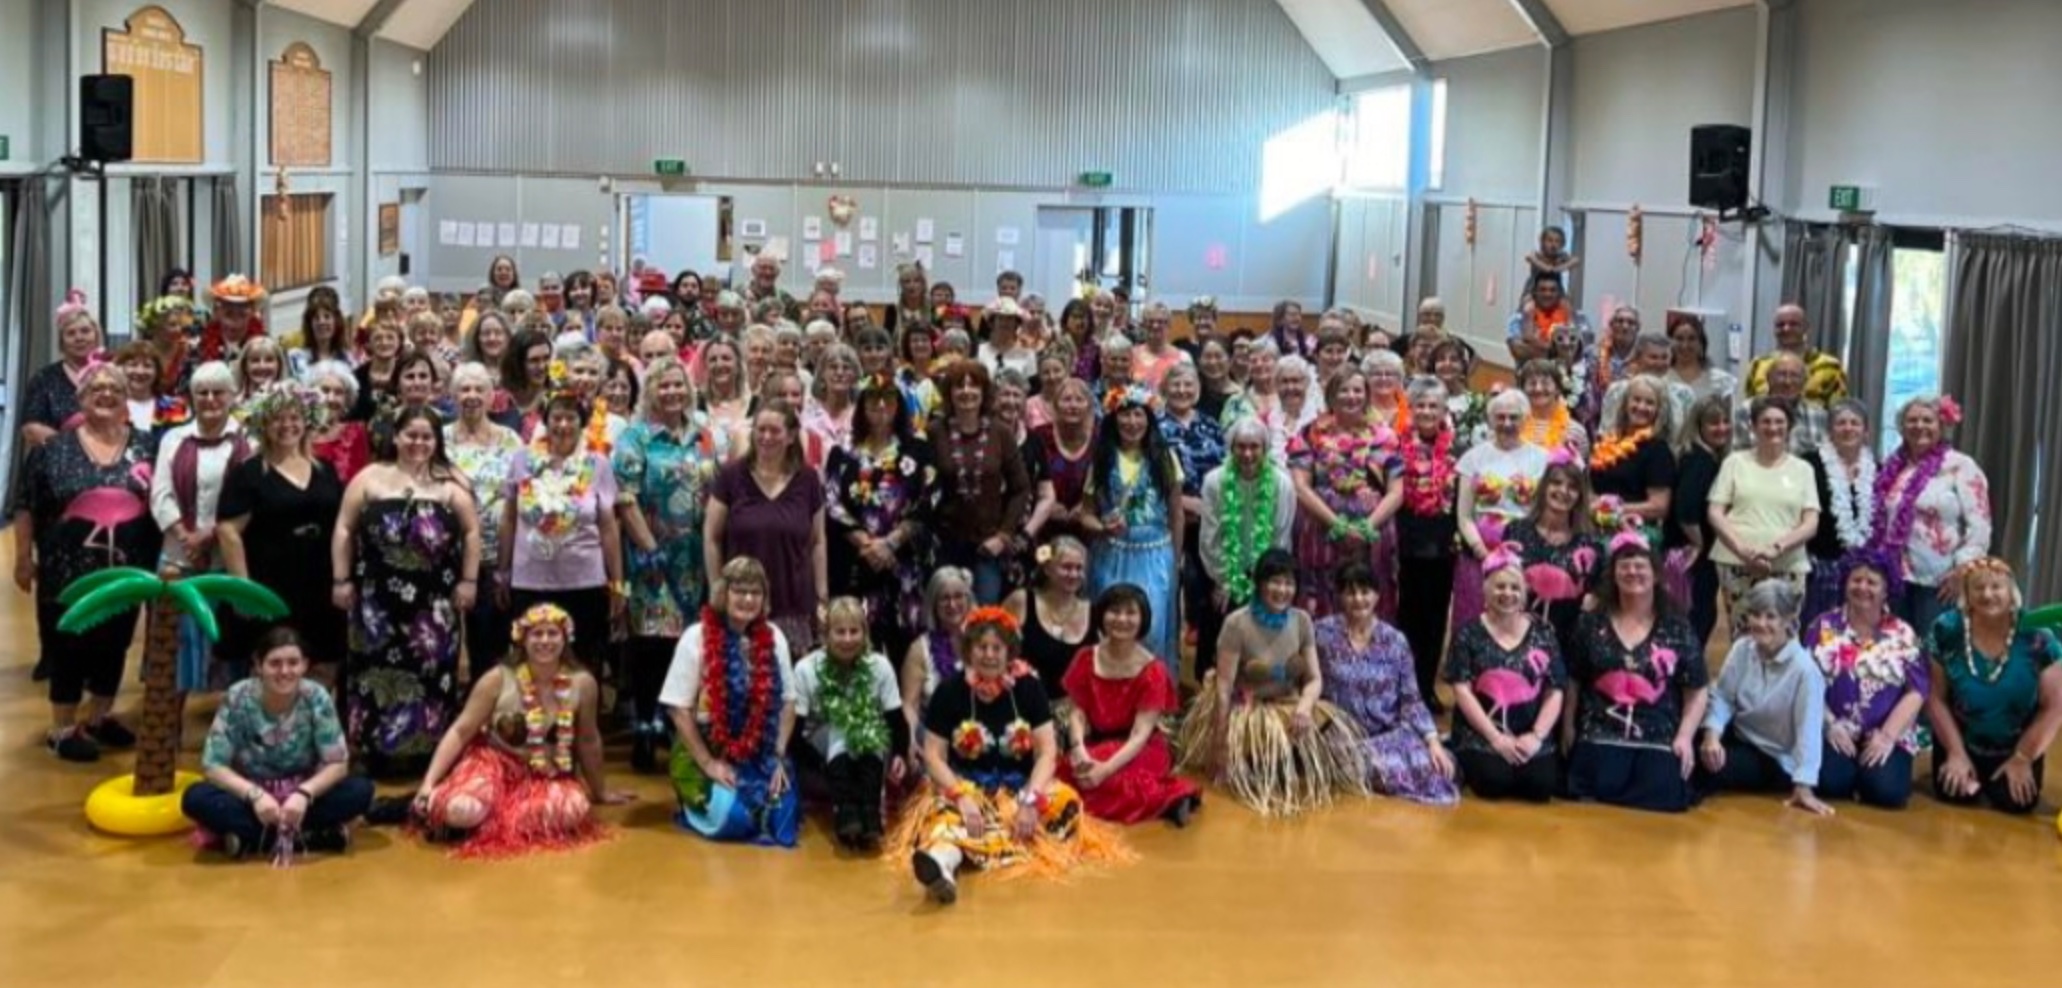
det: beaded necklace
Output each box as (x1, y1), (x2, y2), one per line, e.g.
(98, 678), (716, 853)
(946, 418), (992, 502)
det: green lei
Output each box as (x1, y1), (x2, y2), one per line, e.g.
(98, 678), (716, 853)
(818, 654), (889, 757)
(1220, 465), (1276, 606)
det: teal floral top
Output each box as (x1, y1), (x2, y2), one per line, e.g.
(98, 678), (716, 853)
(614, 413), (732, 638)
(201, 680), (349, 781)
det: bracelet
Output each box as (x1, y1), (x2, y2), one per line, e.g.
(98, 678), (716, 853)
(332, 578), (351, 586)
(292, 787), (314, 803)
(244, 786), (262, 804)
(608, 581), (630, 597)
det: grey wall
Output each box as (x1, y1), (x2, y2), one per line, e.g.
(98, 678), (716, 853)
(426, 0), (1336, 194)
(1567, 7), (1759, 208)
(1434, 46), (1547, 204)
(0, 0), (46, 172)
(367, 39), (433, 289)
(1790, 0), (2062, 225)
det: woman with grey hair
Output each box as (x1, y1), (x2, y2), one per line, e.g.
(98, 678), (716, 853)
(802, 342), (860, 471)
(1361, 349), (1410, 435)
(150, 362), (249, 692)
(1096, 334), (1136, 394)
(1697, 579), (1834, 815)
(1800, 398), (1877, 629)
(443, 361), (524, 688)
(1450, 388), (1551, 627)
(306, 359), (372, 484)
(899, 566), (975, 746)
(1395, 375), (1462, 705)
(1873, 395), (1992, 632)
(1198, 416), (1298, 669)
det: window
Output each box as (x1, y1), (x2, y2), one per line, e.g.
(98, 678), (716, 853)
(260, 192), (334, 291)
(1427, 80), (1448, 191)
(1345, 85), (1409, 190)
(1878, 244), (1947, 453)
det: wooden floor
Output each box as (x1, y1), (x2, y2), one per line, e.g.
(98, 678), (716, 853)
(3, 578), (2059, 988)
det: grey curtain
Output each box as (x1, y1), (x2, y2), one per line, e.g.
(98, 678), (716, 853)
(1942, 232), (2062, 601)
(211, 175), (243, 279)
(4, 175), (56, 501)
(133, 177), (180, 312)
(1779, 220), (1846, 356)
(1844, 226), (1895, 429)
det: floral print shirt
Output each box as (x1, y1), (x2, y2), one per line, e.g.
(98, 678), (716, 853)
(614, 415), (731, 637)
(1158, 410), (1226, 499)
(1881, 449), (1992, 587)
(202, 679), (349, 781)
(1286, 417), (1402, 522)
(1807, 609), (1929, 754)
(446, 423), (524, 569)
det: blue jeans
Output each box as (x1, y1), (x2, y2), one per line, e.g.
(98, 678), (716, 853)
(182, 777), (375, 845)
(1816, 743), (1914, 809)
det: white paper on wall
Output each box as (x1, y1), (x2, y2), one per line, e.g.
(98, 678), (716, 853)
(561, 225), (581, 250)
(915, 219), (935, 244)
(892, 233), (911, 256)
(439, 220), (459, 245)
(455, 223), (476, 247)
(915, 245), (935, 268)
(497, 223), (518, 248)
(858, 217), (879, 242)
(540, 225), (561, 249)
(943, 233), (965, 258)
(996, 249), (1016, 273)
(803, 216), (824, 240)
(834, 231), (854, 257)
(520, 223), (540, 248)
(995, 226), (1020, 246)
(857, 244), (878, 270)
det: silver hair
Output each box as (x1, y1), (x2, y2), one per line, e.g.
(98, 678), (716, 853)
(401, 286), (430, 303)
(811, 343), (861, 401)
(1249, 338), (1282, 360)
(993, 367), (1032, 395)
(1487, 388), (1529, 417)
(306, 359), (360, 405)
(1277, 355), (1316, 387)
(1361, 349), (1405, 375)
(1741, 578), (1802, 619)
(191, 360), (237, 393)
(774, 322), (804, 344)
(1404, 374), (1449, 404)
(450, 361), (495, 391)
(804, 319), (839, 340)
(924, 567), (974, 630)
(500, 289), (536, 312)
(1161, 361), (1200, 389)
(1631, 331), (1672, 356)
(1225, 416), (1271, 446)
(1100, 334), (1134, 358)
(556, 339), (601, 364)
(1827, 397), (1870, 429)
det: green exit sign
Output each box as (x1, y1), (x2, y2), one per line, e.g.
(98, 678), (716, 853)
(1078, 171), (1114, 188)
(654, 158), (689, 177)
(1829, 185), (1863, 211)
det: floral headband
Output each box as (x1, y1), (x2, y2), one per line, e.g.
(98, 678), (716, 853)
(241, 380), (333, 432)
(1960, 556), (2012, 581)
(512, 602), (575, 645)
(538, 358), (592, 416)
(963, 606), (1022, 650)
(1608, 529), (1651, 556)
(1102, 382), (1161, 416)
(135, 295), (195, 334)
(859, 370), (902, 400)
(1545, 446), (1582, 470)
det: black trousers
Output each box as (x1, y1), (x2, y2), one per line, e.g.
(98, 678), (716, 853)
(625, 635), (678, 730)
(1395, 554), (1457, 706)
(1934, 751), (2045, 815)
(825, 752), (887, 822)
(1687, 557), (1720, 654)
(463, 570), (511, 683)
(1457, 749), (1558, 802)
(181, 777), (375, 845)
(1182, 523), (1226, 685)
(1693, 731), (1793, 797)
(40, 599), (139, 707)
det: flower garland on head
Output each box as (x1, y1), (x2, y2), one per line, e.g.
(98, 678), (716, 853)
(817, 652), (890, 757)
(1819, 441), (1878, 552)
(538, 359), (612, 454)
(1219, 462), (1278, 606)
(1102, 382), (1162, 417)
(698, 605), (780, 764)
(1589, 426), (1652, 473)
(241, 380), (334, 439)
(1400, 425), (1456, 517)
(511, 604), (578, 777)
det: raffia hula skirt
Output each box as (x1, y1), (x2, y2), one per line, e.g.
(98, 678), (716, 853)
(886, 777), (1132, 881)
(1176, 672), (1372, 818)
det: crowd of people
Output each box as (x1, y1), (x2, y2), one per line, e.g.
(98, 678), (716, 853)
(12, 236), (2062, 902)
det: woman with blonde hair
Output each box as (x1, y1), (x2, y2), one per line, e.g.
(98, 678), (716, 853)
(1925, 558), (2062, 814)
(792, 597), (908, 848)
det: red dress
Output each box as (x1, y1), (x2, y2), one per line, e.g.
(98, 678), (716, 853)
(314, 422), (372, 485)
(1058, 646), (1200, 824)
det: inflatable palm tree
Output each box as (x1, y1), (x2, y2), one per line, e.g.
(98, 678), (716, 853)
(59, 567), (287, 816)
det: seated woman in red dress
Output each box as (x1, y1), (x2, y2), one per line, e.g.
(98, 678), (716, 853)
(1059, 584), (1203, 826)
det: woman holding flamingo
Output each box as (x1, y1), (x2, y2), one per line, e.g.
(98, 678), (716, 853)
(1444, 546), (1566, 801)
(1565, 534), (1710, 813)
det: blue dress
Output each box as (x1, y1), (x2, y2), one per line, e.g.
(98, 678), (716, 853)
(1088, 450), (1181, 674)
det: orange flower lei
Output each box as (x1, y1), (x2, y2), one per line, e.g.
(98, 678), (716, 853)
(1520, 402), (1571, 450)
(1590, 426), (1653, 472)
(584, 397), (612, 454)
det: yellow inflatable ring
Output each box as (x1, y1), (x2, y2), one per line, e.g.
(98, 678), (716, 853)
(84, 772), (203, 837)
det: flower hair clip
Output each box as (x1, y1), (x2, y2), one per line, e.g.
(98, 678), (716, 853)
(1102, 382), (1161, 416)
(1936, 394), (1964, 428)
(1546, 446), (1581, 470)
(1034, 544), (1054, 565)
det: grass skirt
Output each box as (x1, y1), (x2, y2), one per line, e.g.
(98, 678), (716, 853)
(886, 780), (1132, 880)
(424, 742), (607, 860)
(1176, 672), (1372, 817)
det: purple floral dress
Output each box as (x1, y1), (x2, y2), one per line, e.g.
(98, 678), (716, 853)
(346, 497), (463, 775)
(1315, 615), (1459, 805)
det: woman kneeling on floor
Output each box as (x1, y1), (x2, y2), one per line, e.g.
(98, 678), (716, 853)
(1695, 579), (1836, 816)
(896, 606), (1128, 905)
(185, 627), (373, 860)
(411, 604), (627, 858)
(1178, 548), (1371, 817)
(793, 597), (908, 849)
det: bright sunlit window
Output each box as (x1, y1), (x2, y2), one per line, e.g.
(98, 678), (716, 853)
(1428, 79), (1448, 191)
(1879, 245), (1947, 453)
(1345, 85), (1409, 190)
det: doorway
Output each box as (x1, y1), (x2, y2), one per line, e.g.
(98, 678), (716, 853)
(1034, 206), (1153, 310)
(620, 194), (733, 287)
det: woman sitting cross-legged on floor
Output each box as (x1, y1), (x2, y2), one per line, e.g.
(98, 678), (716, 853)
(410, 604), (629, 858)
(1057, 583), (1203, 826)
(183, 627), (374, 860)
(791, 597), (908, 850)
(1694, 579), (1836, 816)
(893, 606), (1128, 906)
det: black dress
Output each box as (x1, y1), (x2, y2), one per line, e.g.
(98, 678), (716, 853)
(218, 457), (347, 664)
(1021, 590), (1097, 700)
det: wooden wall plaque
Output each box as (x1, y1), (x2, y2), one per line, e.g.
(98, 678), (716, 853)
(102, 5), (205, 164)
(269, 42), (333, 167)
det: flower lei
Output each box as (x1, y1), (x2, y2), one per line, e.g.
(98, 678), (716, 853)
(952, 661), (1037, 761)
(516, 662), (577, 776)
(517, 447), (597, 545)
(927, 628), (962, 685)
(1400, 427), (1457, 516)
(1521, 402), (1571, 451)
(1819, 443), (1878, 552)
(1870, 441), (1949, 560)
(1589, 427), (1652, 473)
(817, 653), (890, 757)
(1219, 464), (1277, 606)
(699, 606), (779, 763)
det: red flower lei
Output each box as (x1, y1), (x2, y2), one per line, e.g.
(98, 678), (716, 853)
(699, 606), (779, 763)
(1400, 427), (1457, 516)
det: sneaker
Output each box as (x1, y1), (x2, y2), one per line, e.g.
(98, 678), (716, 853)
(218, 832), (246, 860)
(47, 727), (100, 763)
(31, 657), (49, 682)
(86, 717), (137, 749)
(911, 851), (957, 906)
(301, 826), (351, 854)
(364, 796), (413, 827)
(1163, 794), (1200, 829)
(834, 806), (865, 848)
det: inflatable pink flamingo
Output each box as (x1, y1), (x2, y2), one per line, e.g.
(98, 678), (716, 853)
(1592, 645), (1677, 739)
(1473, 647), (1552, 732)
(60, 462), (151, 565)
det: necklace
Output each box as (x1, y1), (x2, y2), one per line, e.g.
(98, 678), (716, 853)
(1964, 619), (2013, 684)
(1872, 442), (1948, 561)
(516, 663), (577, 776)
(1400, 428), (1456, 516)
(1521, 402), (1571, 450)
(954, 661), (1037, 761)
(699, 608), (779, 762)
(1219, 466), (1277, 606)
(1590, 426), (1653, 472)
(817, 653), (890, 757)
(1819, 443), (1877, 551)
(946, 419), (992, 502)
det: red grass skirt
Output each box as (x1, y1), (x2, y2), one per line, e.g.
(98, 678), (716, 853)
(424, 742), (608, 860)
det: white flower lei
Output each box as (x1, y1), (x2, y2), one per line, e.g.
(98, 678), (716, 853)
(1819, 442), (1877, 550)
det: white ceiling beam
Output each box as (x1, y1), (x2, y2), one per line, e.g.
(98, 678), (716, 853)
(1507, 0), (1572, 48)
(1355, 0), (1431, 74)
(355, 0), (409, 38)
